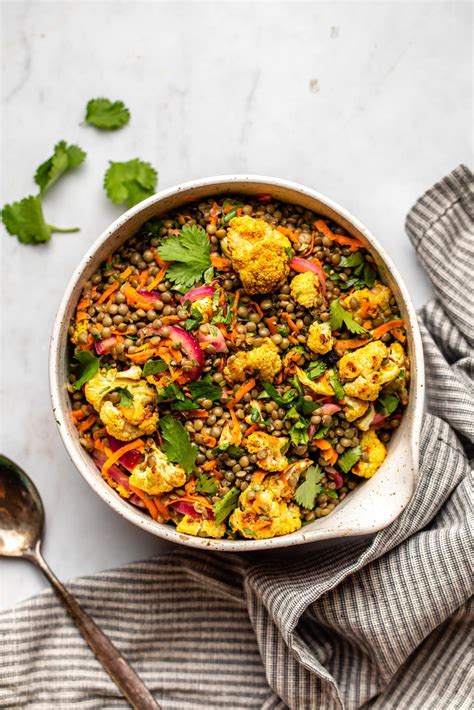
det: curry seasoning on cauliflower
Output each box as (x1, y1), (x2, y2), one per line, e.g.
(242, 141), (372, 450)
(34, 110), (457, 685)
(68, 194), (410, 540)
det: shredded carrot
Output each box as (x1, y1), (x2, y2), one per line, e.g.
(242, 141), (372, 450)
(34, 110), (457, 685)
(121, 283), (158, 311)
(201, 433), (217, 448)
(77, 414), (97, 433)
(313, 439), (338, 464)
(227, 405), (241, 444)
(71, 410), (86, 423)
(93, 438), (106, 453)
(231, 378), (256, 405)
(137, 270), (150, 288)
(93, 427), (107, 440)
(244, 423), (259, 437)
(211, 253), (231, 270)
(282, 312), (299, 332)
(335, 338), (371, 350)
(314, 219), (363, 252)
(97, 281), (119, 305)
(232, 290), (241, 325)
(275, 371), (283, 384)
(102, 440), (145, 478)
(372, 319), (405, 340)
(201, 460), (217, 472)
(185, 480), (196, 495)
(359, 301), (371, 319)
(391, 328), (406, 343)
(75, 310), (90, 322)
(76, 297), (91, 312)
(288, 335), (299, 345)
(126, 348), (156, 364)
(251, 301), (264, 318)
(145, 265), (168, 292)
(172, 494), (213, 510)
(153, 496), (170, 521)
(129, 485), (159, 520)
(265, 317), (278, 335)
(305, 231), (315, 256)
(186, 409), (208, 419)
(152, 251), (167, 268)
(252, 470), (267, 485)
(277, 225), (300, 245)
(161, 315), (181, 325)
(210, 201), (220, 225)
(119, 265), (133, 280)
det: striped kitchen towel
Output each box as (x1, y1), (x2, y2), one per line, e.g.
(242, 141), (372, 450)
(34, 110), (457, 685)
(1, 166), (472, 710)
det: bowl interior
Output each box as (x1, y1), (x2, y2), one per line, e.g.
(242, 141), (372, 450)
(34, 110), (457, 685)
(50, 176), (424, 552)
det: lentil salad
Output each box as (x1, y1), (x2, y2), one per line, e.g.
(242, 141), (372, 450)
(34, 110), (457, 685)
(67, 195), (410, 540)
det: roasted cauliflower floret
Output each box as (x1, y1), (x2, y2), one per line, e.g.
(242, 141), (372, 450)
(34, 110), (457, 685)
(224, 339), (282, 383)
(128, 442), (186, 495)
(245, 432), (288, 472)
(307, 321), (334, 354)
(343, 373), (382, 402)
(295, 366), (334, 396)
(338, 341), (388, 381)
(290, 272), (323, 309)
(176, 515), (226, 538)
(70, 319), (89, 346)
(230, 474), (301, 539)
(226, 216), (291, 294)
(343, 395), (370, 422)
(342, 284), (391, 320)
(339, 341), (405, 402)
(85, 366), (158, 441)
(352, 430), (386, 478)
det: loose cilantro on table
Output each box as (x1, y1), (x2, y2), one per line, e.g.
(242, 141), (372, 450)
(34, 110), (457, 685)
(73, 350), (101, 389)
(85, 98), (130, 130)
(112, 386), (134, 407)
(157, 224), (211, 292)
(104, 159), (158, 208)
(294, 465), (324, 509)
(2, 195), (79, 245)
(34, 141), (86, 195)
(213, 487), (240, 525)
(159, 415), (197, 474)
(195, 472), (218, 496)
(376, 393), (399, 416)
(338, 445), (362, 473)
(329, 300), (368, 335)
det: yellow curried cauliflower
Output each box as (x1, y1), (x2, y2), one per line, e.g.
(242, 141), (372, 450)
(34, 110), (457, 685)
(246, 432), (288, 472)
(338, 341), (388, 381)
(352, 430), (386, 478)
(70, 319), (89, 345)
(295, 366), (334, 397)
(343, 373), (383, 402)
(290, 272), (323, 309)
(340, 341), (406, 402)
(307, 321), (334, 354)
(176, 515), (226, 538)
(226, 216), (291, 294)
(343, 395), (369, 422)
(129, 441), (186, 495)
(85, 366), (158, 441)
(224, 339), (282, 383)
(230, 474), (301, 539)
(342, 284), (392, 320)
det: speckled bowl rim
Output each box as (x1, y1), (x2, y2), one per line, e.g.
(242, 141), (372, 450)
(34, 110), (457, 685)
(50, 175), (424, 552)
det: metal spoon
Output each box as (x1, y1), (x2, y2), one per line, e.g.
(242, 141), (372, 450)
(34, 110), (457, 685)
(0, 454), (160, 710)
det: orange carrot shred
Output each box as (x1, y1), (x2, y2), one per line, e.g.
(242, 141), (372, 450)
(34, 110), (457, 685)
(372, 319), (405, 340)
(96, 281), (119, 305)
(129, 485), (159, 520)
(102, 440), (145, 478)
(77, 414), (97, 433)
(231, 378), (256, 405)
(314, 219), (363, 252)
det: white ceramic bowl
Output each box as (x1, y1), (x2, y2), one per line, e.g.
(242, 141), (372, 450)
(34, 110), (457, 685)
(50, 176), (424, 552)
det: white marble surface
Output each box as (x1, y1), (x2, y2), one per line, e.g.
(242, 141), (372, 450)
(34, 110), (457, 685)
(1, 1), (472, 610)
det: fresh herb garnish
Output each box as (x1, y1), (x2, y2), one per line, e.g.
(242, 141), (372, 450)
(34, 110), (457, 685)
(249, 406), (262, 423)
(104, 159), (158, 208)
(314, 424), (330, 439)
(112, 386), (134, 408)
(329, 300), (368, 335)
(288, 418), (310, 446)
(294, 465), (324, 509)
(142, 358), (168, 377)
(73, 350), (101, 389)
(261, 382), (298, 407)
(211, 444), (246, 458)
(213, 487), (240, 525)
(172, 399), (202, 412)
(34, 141), (86, 195)
(183, 307), (204, 331)
(305, 359), (327, 380)
(224, 208), (237, 222)
(195, 472), (218, 495)
(159, 415), (197, 474)
(158, 224), (211, 292)
(339, 252), (377, 288)
(187, 375), (222, 402)
(376, 393), (399, 416)
(338, 445), (362, 473)
(328, 368), (345, 400)
(2, 195), (79, 245)
(85, 98), (130, 130)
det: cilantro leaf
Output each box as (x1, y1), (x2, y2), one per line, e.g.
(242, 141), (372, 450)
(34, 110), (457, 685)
(305, 359), (327, 380)
(339, 252), (364, 268)
(112, 386), (134, 407)
(34, 141), (86, 195)
(294, 465), (324, 509)
(376, 393), (399, 416)
(85, 98), (130, 130)
(1, 195), (79, 245)
(187, 375), (222, 402)
(314, 424), (330, 439)
(157, 224), (211, 292)
(329, 300), (368, 335)
(328, 368), (345, 400)
(183, 307), (204, 331)
(142, 358), (168, 377)
(338, 445), (362, 473)
(159, 415), (197, 474)
(171, 399), (202, 412)
(288, 418), (310, 446)
(213, 487), (240, 525)
(104, 159), (158, 207)
(261, 382), (298, 407)
(195, 472), (218, 496)
(211, 444), (246, 458)
(73, 349), (101, 389)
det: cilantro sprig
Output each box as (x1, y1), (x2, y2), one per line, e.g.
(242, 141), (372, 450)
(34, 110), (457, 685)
(329, 300), (368, 335)
(143, 358), (168, 377)
(195, 472), (218, 496)
(35, 141), (86, 195)
(73, 350), (101, 389)
(112, 386), (134, 408)
(158, 224), (212, 292)
(213, 487), (240, 525)
(85, 98), (130, 130)
(338, 446), (362, 473)
(159, 415), (198, 474)
(104, 159), (158, 208)
(294, 465), (324, 509)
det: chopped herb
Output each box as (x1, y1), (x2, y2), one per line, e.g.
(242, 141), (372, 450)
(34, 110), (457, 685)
(323, 488), (338, 500)
(188, 375), (222, 402)
(158, 224), (211, 292)
(104, 158), (158, 208)
(158, 382), (186, 401)
(195, 472), (218, 495)
(338, 445), (362, 473)
(376, 393), (399, 416)
(85, 97), (130, 130)
(159, 415), (197, 474)
(278, 325), (290, 336)
(242, 528), (256, 537)
(288, 418), (310, 446)
(211, 444), (246, 458)
(314, 424), (330, 439)
(339, 253), (364, 268)
(294, 465), (324, 509)
(143, 358), (168, 377)
(328, 368), (345, 400)
(339, 252), (376, 287)
(73, 350), (101, 389)
(284, 246), (292, 259)
(1, 195), (79, 245)
(183, 307), (204, 331)
(112, 386), (134, 408)
(224, 208), (237, 222)
(329, 300), (368, 335)
(249, 406), (261, 423)
(213, 487), (240, 525)
(172, 399), (202, 412)
(34, 141), (86, 195)
(305, 359), (327, 380)
(261, 382), (298, 407)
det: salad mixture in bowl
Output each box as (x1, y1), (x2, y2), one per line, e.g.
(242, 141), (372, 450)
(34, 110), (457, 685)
(67, 195), (410, 540)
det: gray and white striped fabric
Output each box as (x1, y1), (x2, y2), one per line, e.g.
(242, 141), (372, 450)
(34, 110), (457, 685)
(1, 166), (473, 710)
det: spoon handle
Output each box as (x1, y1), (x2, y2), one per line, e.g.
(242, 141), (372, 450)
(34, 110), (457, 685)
(29, 542), (160, 710)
